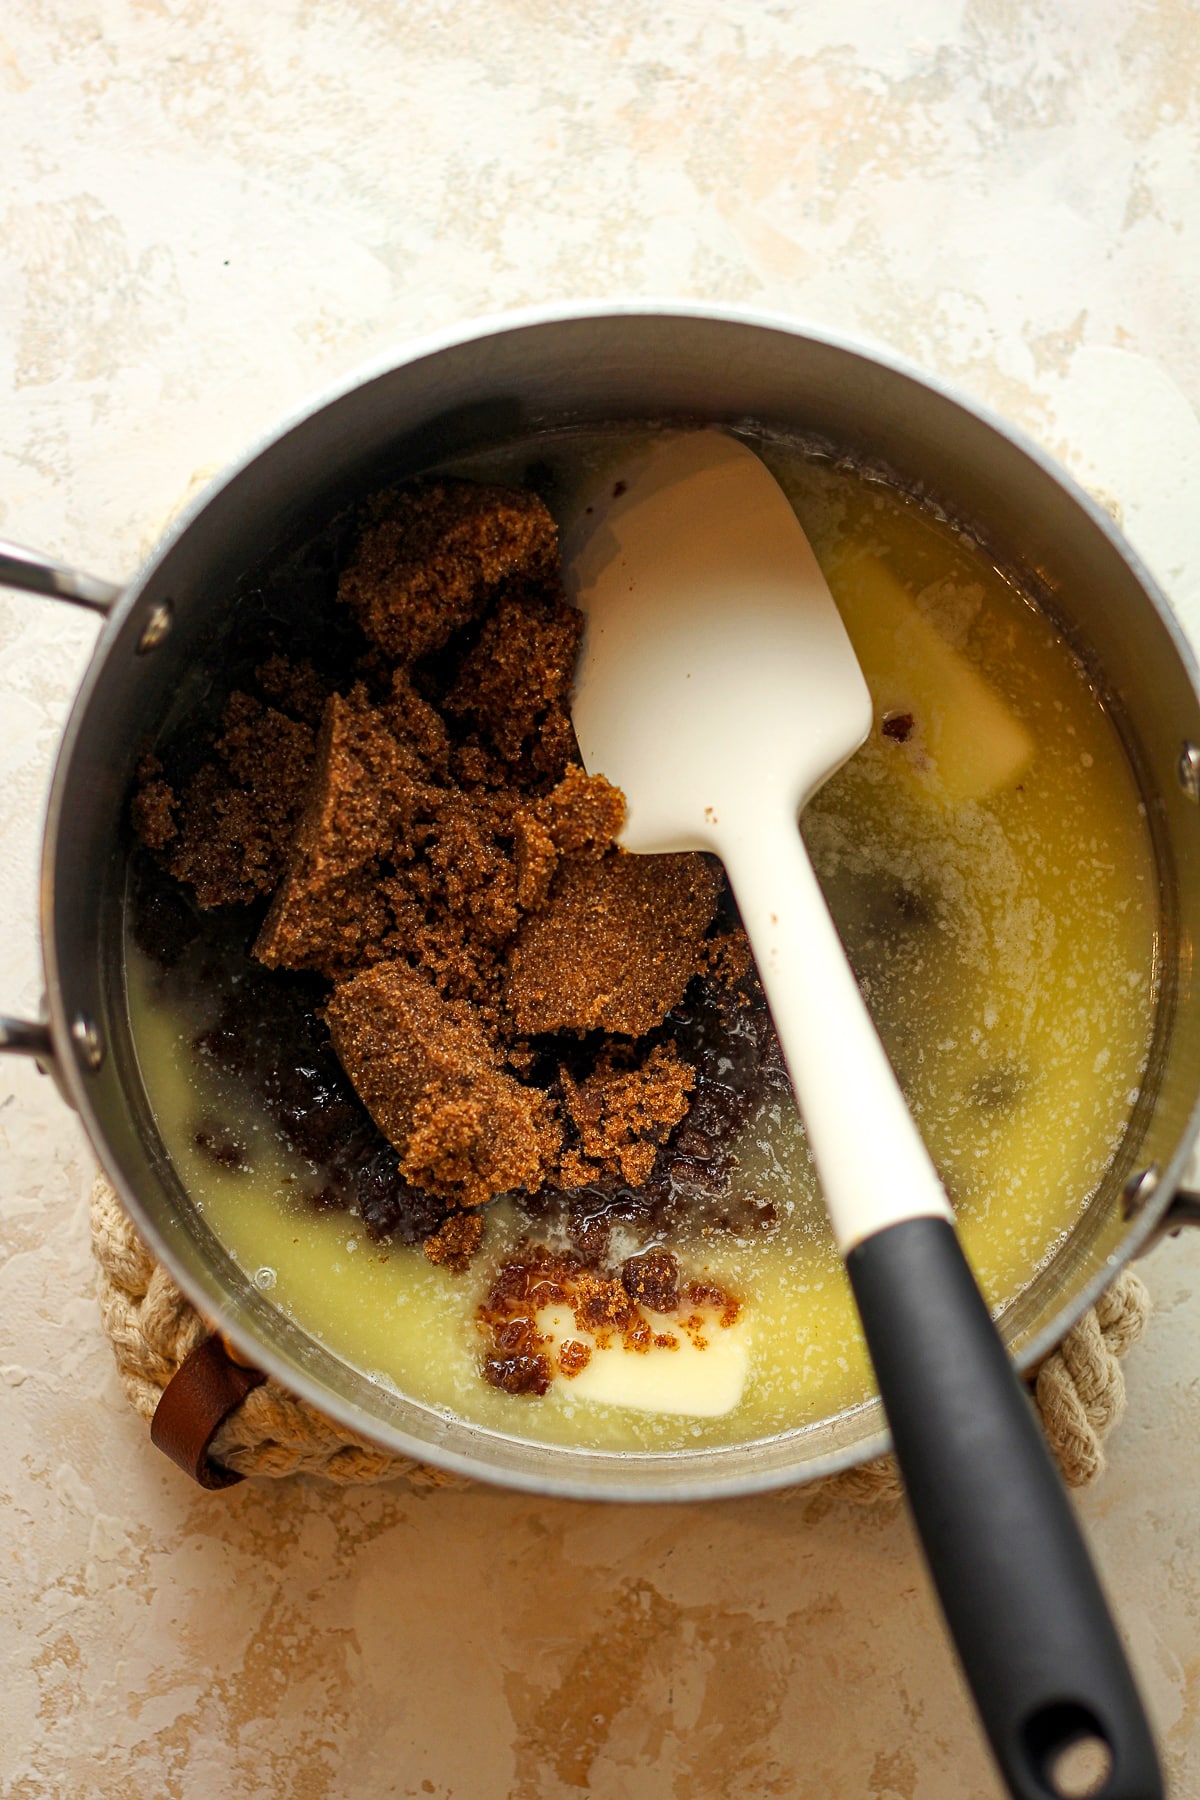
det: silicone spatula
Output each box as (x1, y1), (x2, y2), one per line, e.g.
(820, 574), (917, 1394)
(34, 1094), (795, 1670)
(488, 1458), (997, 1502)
(563, 428), (1160, 1800)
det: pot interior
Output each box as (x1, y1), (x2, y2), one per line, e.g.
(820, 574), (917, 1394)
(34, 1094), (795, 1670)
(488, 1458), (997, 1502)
(47, 311), (1200, 1498)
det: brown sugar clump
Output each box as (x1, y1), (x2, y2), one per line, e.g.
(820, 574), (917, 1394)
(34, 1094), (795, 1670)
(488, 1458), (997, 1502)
(448, 735), (509, 789)
(444, 589), (583, 763)
(504, 850), (722, 1036)
(149, 694), (316, 908)
(132, 778), (177, 850)
(423, 1209), (486, 1273)
(325, 961), (560, 1207)
(558, 1043), (695, 1188)
(538, 763), (625, 857)
(507, 767), (625, 919)
(378, 785), (526, 1007)
(474, 1242), (742, 1393)
(420, 789), (521, 943)
(482, 1352), (552, 1397)
(526, 700), (579, 785)
(254, 654), (331, 727)
(513, 808), (559, 912)
(255, 688), (424, 978)
(703, 927), (754, 989)
(385, 670), (452, 777)
(131, 755), (177, 851)
(557, 1339), (592, 1377)
(338, 481), (558, 664)
(621, 1249), (681, 1314)
(381, 889), (508, 1013)
(219, 690), (313, 793)
(571, 1267), (644, 1339)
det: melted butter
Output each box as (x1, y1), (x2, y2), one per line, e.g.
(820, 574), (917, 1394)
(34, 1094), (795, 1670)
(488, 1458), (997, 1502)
(123, 429), (1160, 1453)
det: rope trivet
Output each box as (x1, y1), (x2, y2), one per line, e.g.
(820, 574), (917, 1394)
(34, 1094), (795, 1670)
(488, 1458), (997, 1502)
(90, 1176), (1150, 1495)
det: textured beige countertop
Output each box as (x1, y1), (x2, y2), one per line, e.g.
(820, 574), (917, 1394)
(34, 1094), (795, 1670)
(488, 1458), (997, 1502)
(5, 4), (1200, 1796)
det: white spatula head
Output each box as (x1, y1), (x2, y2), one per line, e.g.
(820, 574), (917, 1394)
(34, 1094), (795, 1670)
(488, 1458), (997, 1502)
(564, 430), (873, 854)
(564, 425), (952, 1255)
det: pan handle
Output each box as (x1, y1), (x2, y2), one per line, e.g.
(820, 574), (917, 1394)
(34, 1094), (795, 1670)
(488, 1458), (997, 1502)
(1, 544), (118, 1082)
(849, 1217), (1162, 1800)
(0, 1017), (54, 1061)
(0, 1016), (65, 1101)
(1143, 1186), (1200, 1244)
(0, 538), (121, 614)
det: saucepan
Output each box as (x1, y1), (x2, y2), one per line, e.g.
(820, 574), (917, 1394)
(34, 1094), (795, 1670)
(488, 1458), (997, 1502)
(9, 300), (1200, 1800)
(4, 303), (1200, 1515)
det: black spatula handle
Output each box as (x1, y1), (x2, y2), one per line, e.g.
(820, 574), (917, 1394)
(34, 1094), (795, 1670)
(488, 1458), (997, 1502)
(847, 1217), (1161, 1800)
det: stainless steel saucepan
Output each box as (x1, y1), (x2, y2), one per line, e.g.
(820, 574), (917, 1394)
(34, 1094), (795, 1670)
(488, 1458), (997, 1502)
(4, 304), (1200, 1517)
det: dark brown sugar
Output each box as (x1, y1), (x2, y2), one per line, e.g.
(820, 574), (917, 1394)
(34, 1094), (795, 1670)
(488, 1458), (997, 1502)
(475, 1242), (742, 1394)
(503, 850), (722, 1036)
(621, 1248), (681, 1314)
(338, 480), (558, 663)
(154, 694), (316, 909)
(482, 1351), (553, 1397)
(255, 688), (421, 979)
(881, 710), (915, 743)
(377, 786), (525, 1011)
(538, 763), (625, 857)
(325, 961), (558, 1207)
(702, 926), (754, 989)
(512, 807), (559, 912)
(132, 473), (785, 1340)
(508, 767), (625, 916)
(558, 1043), (695, 1188)
(130, 756), (176, 851)
(422, 1209), (487, 1273)
(444, 588), (584, 764)
(385, 670), (452, 777)
(254, 653), (332, 728)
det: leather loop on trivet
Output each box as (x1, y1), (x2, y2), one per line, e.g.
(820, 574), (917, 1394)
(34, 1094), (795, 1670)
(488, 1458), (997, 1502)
(151, 1334), (268, 1489)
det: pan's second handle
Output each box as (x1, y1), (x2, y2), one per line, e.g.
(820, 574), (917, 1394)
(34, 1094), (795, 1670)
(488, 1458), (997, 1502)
(0, 541), (120, 1091)
(0, 537), (120, 613)
(0, 1017), (54, 1061)
(848, 1216), (1162, 1800)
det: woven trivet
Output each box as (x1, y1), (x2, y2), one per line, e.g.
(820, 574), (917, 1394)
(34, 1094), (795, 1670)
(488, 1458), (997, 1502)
(90, 1176), (1151, 1495)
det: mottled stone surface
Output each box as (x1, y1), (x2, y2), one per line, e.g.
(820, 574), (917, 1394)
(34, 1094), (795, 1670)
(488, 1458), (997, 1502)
(4, 3), (1200, 1795)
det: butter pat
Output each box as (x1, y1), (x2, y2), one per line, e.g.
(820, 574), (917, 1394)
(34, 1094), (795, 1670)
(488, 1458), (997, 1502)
(536, 1305), (749, 1418)
(826, 548), (1034, 804)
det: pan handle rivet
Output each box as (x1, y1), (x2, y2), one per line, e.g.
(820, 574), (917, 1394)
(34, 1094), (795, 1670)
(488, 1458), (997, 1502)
(70, 1014), (105, 1071)
(137, 601), (173, 655)
(1178, 741), (1200, 802)
(1122, 1163), (1159, 1219)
